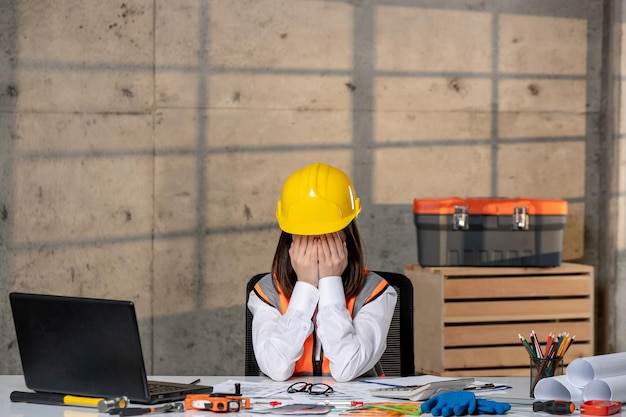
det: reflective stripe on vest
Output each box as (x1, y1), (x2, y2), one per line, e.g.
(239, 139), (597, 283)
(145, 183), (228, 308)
(252, 272), (389, 377)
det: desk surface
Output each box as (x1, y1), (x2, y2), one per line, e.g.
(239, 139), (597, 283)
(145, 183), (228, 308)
(0, 375), (542, 417)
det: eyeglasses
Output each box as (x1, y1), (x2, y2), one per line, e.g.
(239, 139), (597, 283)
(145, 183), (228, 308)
(287, 382), (334, 396)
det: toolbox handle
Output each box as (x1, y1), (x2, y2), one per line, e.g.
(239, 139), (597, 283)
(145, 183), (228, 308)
(513, 206), (529, 230)
(453, 206), (469, 230)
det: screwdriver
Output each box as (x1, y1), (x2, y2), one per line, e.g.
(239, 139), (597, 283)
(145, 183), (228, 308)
(532, 400), (576, 415)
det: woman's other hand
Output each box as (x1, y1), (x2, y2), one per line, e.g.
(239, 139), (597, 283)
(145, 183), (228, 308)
(318, 232), (348, 279)
(289, 235), (319, 287)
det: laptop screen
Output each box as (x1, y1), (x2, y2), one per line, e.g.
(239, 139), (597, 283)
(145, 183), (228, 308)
(10, 292), (151, 400)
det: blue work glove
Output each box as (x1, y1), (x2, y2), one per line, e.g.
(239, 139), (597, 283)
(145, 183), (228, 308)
(420, 391), (477, 417)
(476, 399), (511, 415)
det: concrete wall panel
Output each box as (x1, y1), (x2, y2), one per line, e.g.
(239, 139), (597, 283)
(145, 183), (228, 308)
(14, 0), (153, 113)
(376, 7), (492, 72)
(376, 77), (492, 112)
(13, 156), (153, 242)
(498, 142), (585, 198)
(1, 0), (619, 375)
(499, 79), (586, 113)
(376, 111), (491, 142)
(208, 109), (353, 147)
(208, 0), (354, 69)
(499, 14), (587, 75)
(372, 146), (492, 204)
(498, 112), (586, 139)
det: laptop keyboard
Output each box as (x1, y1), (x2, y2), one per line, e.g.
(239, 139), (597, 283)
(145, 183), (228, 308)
(148, 382), (182, 394)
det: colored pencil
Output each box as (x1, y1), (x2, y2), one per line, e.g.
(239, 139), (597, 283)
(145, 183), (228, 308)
(531, 330), (543, 358)
(519, 333), (536, 358)
(543, 333), (553, 358)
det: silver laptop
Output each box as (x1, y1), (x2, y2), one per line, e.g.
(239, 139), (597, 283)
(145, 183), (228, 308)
(9, 292), (212, 404)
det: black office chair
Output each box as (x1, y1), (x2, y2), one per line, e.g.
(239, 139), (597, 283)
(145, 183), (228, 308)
(245, 271), (415, 377)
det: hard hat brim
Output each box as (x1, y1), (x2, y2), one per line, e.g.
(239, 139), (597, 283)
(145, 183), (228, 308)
(277, 210), (359, 235)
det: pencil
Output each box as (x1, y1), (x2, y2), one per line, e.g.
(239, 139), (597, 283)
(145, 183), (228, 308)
(546, 339), (557, 359)
(564, 335), (576, 354)
(531, 330), (543, 358)
(555, 332), (566, 356)
(559, 335), (575, 357)
(519, 333), (536, 357)
(543, 333), (553, 358)
(557, 333), (570, 358)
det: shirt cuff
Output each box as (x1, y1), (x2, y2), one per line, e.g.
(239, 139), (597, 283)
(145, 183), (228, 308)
(318, 276), (345, 307)
(287, 281), (320, 317)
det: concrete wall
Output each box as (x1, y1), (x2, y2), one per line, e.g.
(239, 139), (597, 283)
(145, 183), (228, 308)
(0, 0), (619, 375)
(614, 0), (626, 352)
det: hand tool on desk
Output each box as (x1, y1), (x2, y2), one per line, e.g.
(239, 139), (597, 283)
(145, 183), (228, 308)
(464, 384), (512, 392)
(108, 402), (184, 416)
(185, 393), (250, 412)
(10, 390), (129, 412)
(532, 400), (576, 415)
(184, 382), (251, 412)
(580, 400), (622, 416)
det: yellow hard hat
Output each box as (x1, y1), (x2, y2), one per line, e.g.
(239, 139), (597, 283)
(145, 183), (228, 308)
(276, 163), (361, 235)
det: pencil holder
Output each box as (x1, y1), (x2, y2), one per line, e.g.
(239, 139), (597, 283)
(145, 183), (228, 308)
(530, 357), (564, 397)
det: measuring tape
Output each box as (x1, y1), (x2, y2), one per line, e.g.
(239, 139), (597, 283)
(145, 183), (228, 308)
(580, 400), (622, 416)
(185, 393), (251, 413)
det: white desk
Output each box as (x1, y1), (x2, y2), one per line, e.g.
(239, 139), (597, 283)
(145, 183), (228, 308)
(0, 375), (540, 417)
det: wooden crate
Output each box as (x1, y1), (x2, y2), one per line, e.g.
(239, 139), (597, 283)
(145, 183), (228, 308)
(405, 263), (594, 377)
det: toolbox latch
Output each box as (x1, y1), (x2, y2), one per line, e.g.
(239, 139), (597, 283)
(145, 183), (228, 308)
(453, 206), (469, 230)
(513, 206), (529, 230)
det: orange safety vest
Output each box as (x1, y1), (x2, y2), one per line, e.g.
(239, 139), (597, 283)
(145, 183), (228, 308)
(253, 272), (389, 377)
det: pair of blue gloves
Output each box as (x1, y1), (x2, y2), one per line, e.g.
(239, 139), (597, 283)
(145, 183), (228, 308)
(420, 392), (511, 416)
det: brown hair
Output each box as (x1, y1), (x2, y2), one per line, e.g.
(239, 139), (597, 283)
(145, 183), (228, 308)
(271, 221), (366, 298)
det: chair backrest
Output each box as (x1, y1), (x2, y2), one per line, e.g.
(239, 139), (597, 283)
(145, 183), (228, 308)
(245, 273), (266, 377)
(244, 271), (415, 377)
(373, 271), (415, 377)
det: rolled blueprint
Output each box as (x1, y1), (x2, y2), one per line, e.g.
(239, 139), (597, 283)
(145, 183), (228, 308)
(583, 375), (626, 401)
(567, 353), (626, 387)
(534, 375), (583, 402)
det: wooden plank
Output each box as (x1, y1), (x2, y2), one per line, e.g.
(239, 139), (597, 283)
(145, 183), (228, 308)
(444, 298), (592, 323)
(407, 267), (445, 374)
(406, 262), (594, 278)
(417, 366), (532, 377)
(406, 262), (594, 377)
(444, 343), (591, 369)
(444, 275), (592, 299)
(438, 368), (530, 377)
(444, 321), (592, 347)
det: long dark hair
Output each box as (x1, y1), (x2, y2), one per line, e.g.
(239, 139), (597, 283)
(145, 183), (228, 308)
(271, 221), (366, 298)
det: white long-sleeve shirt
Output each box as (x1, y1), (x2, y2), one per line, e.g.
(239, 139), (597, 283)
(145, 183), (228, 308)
(247, 275), (397, 382)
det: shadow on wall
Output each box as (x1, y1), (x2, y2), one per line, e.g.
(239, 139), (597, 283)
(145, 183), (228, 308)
(0, 0), (609, 375)
(145, 305), (246, 376)
(0, 0), (18, 374)
(5, 302), (247, 377)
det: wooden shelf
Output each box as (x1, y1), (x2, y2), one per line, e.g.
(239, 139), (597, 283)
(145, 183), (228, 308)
(405, 263), (594, 377)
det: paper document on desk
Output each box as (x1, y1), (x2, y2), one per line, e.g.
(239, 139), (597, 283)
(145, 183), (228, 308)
(212, 379), (290, 398)
(211, 379), (382, 405)
(567, 353), (626, 387)
(363, 376), (474, 401)
(534, 375), (583, 402)
(251, 404), (334, 414)
(362, 375), (473, 388)
(321, 382), (384, 403)
(534, 353), (626, 402)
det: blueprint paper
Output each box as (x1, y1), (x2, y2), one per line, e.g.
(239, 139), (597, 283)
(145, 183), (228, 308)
(534, 375), (583, 402)
(567, 353), (626, 387)
(533, 353), (626, 401)
(583, 375), (626, 401)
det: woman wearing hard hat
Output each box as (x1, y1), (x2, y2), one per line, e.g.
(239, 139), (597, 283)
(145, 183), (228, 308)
(247, 162), (398, 382)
